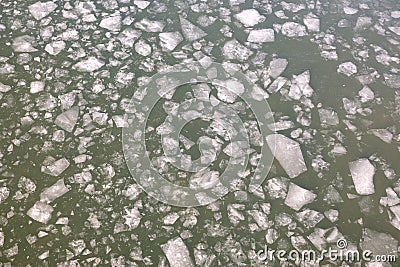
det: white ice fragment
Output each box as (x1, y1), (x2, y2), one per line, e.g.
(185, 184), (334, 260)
(112, 115), (128, 127)
(135, 39), (152, 56)
(40, 178), (70, 203)
(343, 7), (358, 15)
(135, 18), (165, 32)
(266, 134), (307, 178)
(391, 11), (400, 19)
(28, 1), (57, 20)
(27, 201), (54, 224)
(190, 169), (219, 190)
(223, 39), (253, 61)
(0, 187), (10, 203)
(368, 129), (393, 143)
(163, 213), (180, 225)
(134, 0), (150, 9)
(267, 77), (287, 93)
(0, 83), (11, 93)
(235, 9), (265, 27)
(30, 81), (45, 94)
(159, 32), (183, 51)
(304, 18), (320, 32)
(247, 29), (275, 43)
(288, 71), (313, 100)
(269, 58), (288, 78)
(355, 17), (372, 31)
(12, 35), (38, 52)
(118, 28), (141, 47)
(41, 157), (70, 177)
(389, 27), (400, 36)
(44, 40), (66, 55)
(161, 237), (194, 267)
(281, 22), (307, 37)
(337, 62), (357, 76)
(100, 14), (121, 31)
(179, 16), (207, 41)
(349, 158), (375, 195)
(74, 57), (104, 72)
(284, 183), (316, 211)
(54, 106), (79, 132)
(318, 108), (339, 126)
(358, 86), (374, 102)
(124, 207), (141, 229)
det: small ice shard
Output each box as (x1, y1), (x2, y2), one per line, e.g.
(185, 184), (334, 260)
(343, 7), (358, 15)
(27, 201), (54, 224)
(74, 57), (104, 72)
(159, 32), (183, 51)
(134, 18), (165, 32)
(55, 106), (79, 132)
(28, 1), (57, 20)
(30, 81), (45, 94)
(337, 62), (357, 76)
(40, 178), (70, 202)
(284, 183), (316, 211)
(318, 108), (339, 126)
(12, 35), (38, 52)
(391, 11), (400, 18)
(281, 22), (307, 37)
(349, 158), (375, 195)
(124, 207), (141, 229)
(304, 17), (320, 32)
(247, 28), (274, 43)
(134, 0), (150, 9)
(99, 14), (121, 31)
(161, 237), (194, 267)
(267, 77), (288, 93)
(44, 40), (66, 55)
(368, 129), (393, 143)
(358, 86), (374, 102)
(179, 16), (207, 41)
(268, 58), (288, 78)
(41, 157), (70, 177)
(288, 71), (313, 100)
(235, 9), (265, 27)
(266, 134), (307, 178)
(0, 83), (11, 93)
(389, 27), (400, 36)
(223, 39), (253, 61)
(0, 187), (10, 203)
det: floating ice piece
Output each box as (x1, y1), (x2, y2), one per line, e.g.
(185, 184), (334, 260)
(343, 7), (358, 15)
(74, 57), (104, 72)
(266, 134), (307, 178)
(368, 129), (393, 143)
(0, 187), (9, 203)
(179, 16), (207, 41)
(55, 106), (79, 132)
(118, 28), (141, 47)
(384, 74), (400, 88)
(45, 40), (66, 55)
(281, 22), (307, 37)
(30, 81), (45, 94)
(0, 83), (11, 93)
(42, 157), (70, 177)
(355, 16), (372, 31)
(12, 35), (38, 52)
(349, 158), (375, 195)
(358, 86), (374, 102)
(284, 183), (316, 211)
(304, 18), (320, 32)
(40, 178), (69, 202)
(223, 39), (252, 61)
(161, 237), (194, 267)
(318, 108), (339, 126)
(190, 169), (219, 190)
(267, 77), (287, 93)
(135, 40), (152, 56)
(337, 62), (357, 76)
(235, 9), (265, 27)
(27, 201), (54, 224)
(159, 32), (183, 51)
(269, 58), (288, 78)
(288, 71), (313, 100)
(100, 14), (121, 31)
(389, 27), (400, 36)
(247, 29), (275, 43)
(135, 18), (165, 32)
(124, 207), (141, 229)
(28, 1), (57, 20)
(134, 0), (150, 9)
(391, 11), (400, 19)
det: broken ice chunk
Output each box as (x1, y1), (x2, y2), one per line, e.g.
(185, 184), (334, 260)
(349, 158), (375, 195)
(135, 18), (165, 32)
(358, 86), (374, 102)
(0, 187), (10, 203)
(266, 134), (307, 178)
(30, 81), (45, 94)
(44, 40), (66, 55)
(247, 29), (275, 43)
(318, 108), (339, 126)
(41, 157), (70, 177)
(159, 32), (183, 51)
(337, 62), (357, 76)
(28, 1), (57, 20)
(304, 17), (320, 32)
(40, 178), (70, 202)
(179, 16), (207, 41)
(288, 71), (313, 100)
(0, 83), (11, 93)
(284, 183), (316, 211)
(368, 129), (393, 143)
(235, 9), (265, 27)
(134, 0), (150, 9)
(384, 74), (400, 89)
(223, 40), (253, 61)
(281, 22), (307, 37)
(361, 228), (398, 258)
(161, 237), (194, 267)
(389, 27), (400, 36)
(268, 58), (288, 78)
(74, 57), (104, 72)
(118, 28), (141, 47)
(100, 14), (121, 31)
(54, 106), (79, 132)
(27, 201), (54, 224)
(12, 35), (38, 52)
